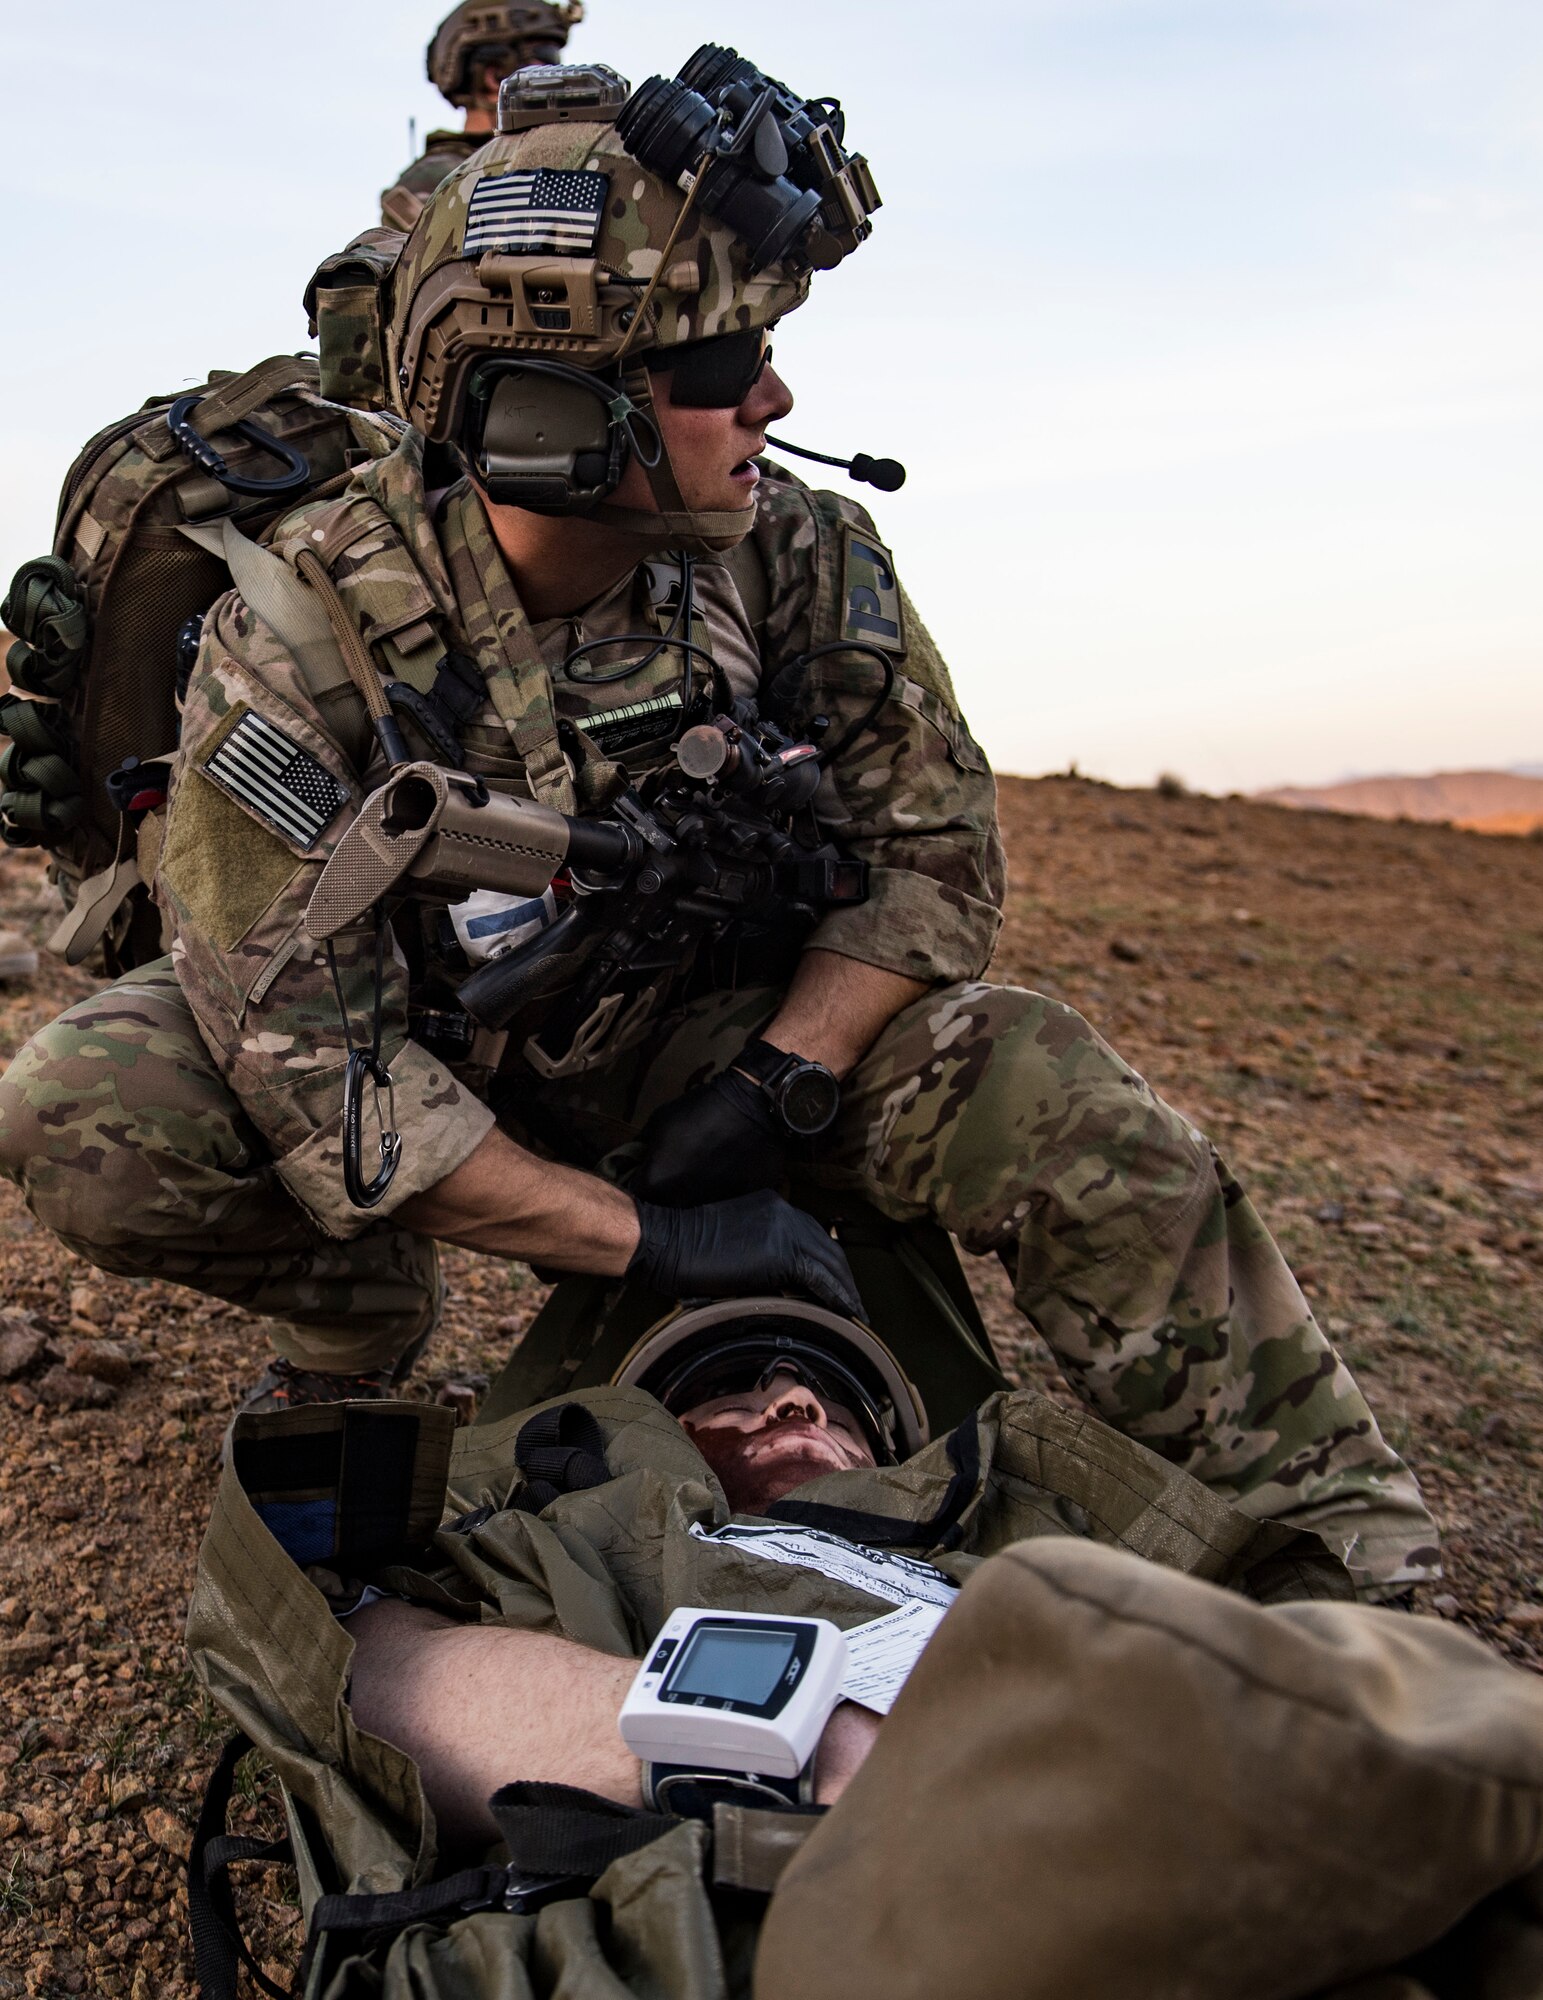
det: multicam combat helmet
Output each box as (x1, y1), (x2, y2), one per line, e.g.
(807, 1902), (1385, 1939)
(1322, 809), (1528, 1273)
(387, 51), (879, 547)
(426, 0), (584, 110)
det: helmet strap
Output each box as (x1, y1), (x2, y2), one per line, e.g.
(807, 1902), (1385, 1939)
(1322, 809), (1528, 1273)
(590, 362), (757, 554)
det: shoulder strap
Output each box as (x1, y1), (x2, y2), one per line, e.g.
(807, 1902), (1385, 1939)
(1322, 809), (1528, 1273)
(439, 487), (577, 812)
(178, 519), (355, 709)
(721, 537), (771, 645)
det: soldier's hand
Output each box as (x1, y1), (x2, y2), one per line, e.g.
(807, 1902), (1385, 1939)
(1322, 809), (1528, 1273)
(628, 1191), (861, 1318)
(633, 1069), (785, 1208)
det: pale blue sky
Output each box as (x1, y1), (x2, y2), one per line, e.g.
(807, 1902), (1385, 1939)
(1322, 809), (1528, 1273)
(1, 0), (1538, 790)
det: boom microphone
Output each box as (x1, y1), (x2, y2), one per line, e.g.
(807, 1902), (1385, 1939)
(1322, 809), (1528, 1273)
(764, 434), (907, 492)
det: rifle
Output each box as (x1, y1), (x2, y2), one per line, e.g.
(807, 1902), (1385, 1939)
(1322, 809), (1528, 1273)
(307, 693), (866, 1086)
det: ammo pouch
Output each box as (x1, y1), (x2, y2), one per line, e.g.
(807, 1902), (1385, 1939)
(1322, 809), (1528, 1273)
(303, 230), (404, 412)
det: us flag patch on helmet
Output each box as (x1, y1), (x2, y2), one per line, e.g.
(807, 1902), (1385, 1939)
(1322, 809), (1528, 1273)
(200, 709), (347, 851)
(463, 168), (608, 258)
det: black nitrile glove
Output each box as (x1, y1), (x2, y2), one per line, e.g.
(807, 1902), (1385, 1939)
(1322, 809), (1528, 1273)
(633, 1067), (786, 1208)
(628, 1191), (862, 1318)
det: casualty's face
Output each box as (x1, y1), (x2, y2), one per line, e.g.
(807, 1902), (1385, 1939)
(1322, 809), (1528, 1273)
(680, 1367), (875, 1513)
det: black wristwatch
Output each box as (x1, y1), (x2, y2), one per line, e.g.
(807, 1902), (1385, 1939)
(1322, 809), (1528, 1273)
(733, 1038), (841, 1138)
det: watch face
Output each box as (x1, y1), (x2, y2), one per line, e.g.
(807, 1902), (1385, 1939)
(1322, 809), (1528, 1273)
(779, 1064), (840, 1137)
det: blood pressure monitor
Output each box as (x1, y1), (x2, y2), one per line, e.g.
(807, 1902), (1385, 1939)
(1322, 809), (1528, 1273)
(620, 1608), (848, 1808)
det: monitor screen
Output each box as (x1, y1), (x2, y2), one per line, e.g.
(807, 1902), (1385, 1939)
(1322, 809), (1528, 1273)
(666, 1623), (797, 1707)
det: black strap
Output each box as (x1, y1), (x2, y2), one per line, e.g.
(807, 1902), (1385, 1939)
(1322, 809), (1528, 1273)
(764, 1418), (981, 1551)
(431, 649), (486, 723)
(512, 1403), (611, 1513)
(490, 1781), (682, 1875)
(188, 1733), (295, 2000)
(307, 1863), (527, 1938)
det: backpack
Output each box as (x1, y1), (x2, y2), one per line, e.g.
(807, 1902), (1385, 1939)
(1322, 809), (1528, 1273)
(0, 355), (401, 973)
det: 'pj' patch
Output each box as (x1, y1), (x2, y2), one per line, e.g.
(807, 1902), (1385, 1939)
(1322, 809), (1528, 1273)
(201, 709), (347, 851)
(463, 168), (609, 258)
(839, 523), (908, 657)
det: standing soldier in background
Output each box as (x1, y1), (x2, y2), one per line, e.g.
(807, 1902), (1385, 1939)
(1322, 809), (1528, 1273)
(381, 0), (585, 230)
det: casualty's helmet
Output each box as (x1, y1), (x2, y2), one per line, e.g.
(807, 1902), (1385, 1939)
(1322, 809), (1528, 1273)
(427, 0), (584, 110)
(386, 49), (880, 544)
(613, 1297), (928, 1465)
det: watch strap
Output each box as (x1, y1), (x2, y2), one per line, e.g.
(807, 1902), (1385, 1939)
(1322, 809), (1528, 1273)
(735, 1037), (799, 1092)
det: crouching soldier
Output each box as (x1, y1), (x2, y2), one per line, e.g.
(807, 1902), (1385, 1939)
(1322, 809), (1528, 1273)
(188, 1303), (1543, 1999)
(0, 49), (1435, 1598)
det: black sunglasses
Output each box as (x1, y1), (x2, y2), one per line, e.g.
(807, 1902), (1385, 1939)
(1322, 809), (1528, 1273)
(649, 326), (772, 409)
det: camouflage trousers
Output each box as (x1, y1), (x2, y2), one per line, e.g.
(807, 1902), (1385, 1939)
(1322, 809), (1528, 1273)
(0, 959), (1437, 1593)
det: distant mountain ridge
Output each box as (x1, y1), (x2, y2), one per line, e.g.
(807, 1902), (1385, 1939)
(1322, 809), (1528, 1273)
(1256, 769), (1543, 836)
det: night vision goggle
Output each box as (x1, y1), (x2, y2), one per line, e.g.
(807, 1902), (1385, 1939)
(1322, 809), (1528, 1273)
(618, 44), (880, 274)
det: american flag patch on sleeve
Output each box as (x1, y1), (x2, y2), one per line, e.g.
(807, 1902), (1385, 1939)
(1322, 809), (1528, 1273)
(201, 709), (347, 851)
(463, 168), (609, 258)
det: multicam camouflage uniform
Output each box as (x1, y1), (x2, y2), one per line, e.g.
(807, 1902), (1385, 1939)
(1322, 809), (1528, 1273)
(0, 116), (1436, 1597)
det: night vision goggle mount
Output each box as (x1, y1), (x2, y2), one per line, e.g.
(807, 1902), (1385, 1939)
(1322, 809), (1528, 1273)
(617, 45), (880, 275)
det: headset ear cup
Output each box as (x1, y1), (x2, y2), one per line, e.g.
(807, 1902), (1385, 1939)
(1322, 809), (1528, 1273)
(466, 359), (632, 514)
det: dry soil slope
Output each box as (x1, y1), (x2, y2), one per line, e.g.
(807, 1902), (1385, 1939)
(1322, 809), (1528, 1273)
(0, 777), (1537, 1993)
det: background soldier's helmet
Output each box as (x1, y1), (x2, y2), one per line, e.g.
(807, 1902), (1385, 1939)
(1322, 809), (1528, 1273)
(386, 52), (880, 542)
(426, 0), (584, 110)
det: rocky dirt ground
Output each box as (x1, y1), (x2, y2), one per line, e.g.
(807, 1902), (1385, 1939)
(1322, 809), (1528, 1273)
(0, 774), (1538, 1995)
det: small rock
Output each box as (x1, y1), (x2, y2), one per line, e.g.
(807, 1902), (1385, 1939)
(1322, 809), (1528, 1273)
(0, 1810), (19, 1838)
(1481, 1413), (1512, 1445)
(1235, 948), (1261, 967)
(23, 1609), (50, 1634)
(61, 1339), (134, 1387)
(1430, 1594), (1461, 1617)
(107, 1776), (148, 1814)
(155, 1418), (182, 1443)
(1502, 1604), (1543, 1629)
(0, 1320), (45, 1380)
(119, 1438), (147, 1467)
(40, 1497), (83, 1523)
(1315, 1202), (1345, 1225)
(0, 1597), (23, 1628)
(143, 1807), (190, 1860)
(19, 1801), (59, 1837)
(1108, 938), (1144, 964)
(34, 1366), (114, 1411)
(68, 1284), (105, 1325)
